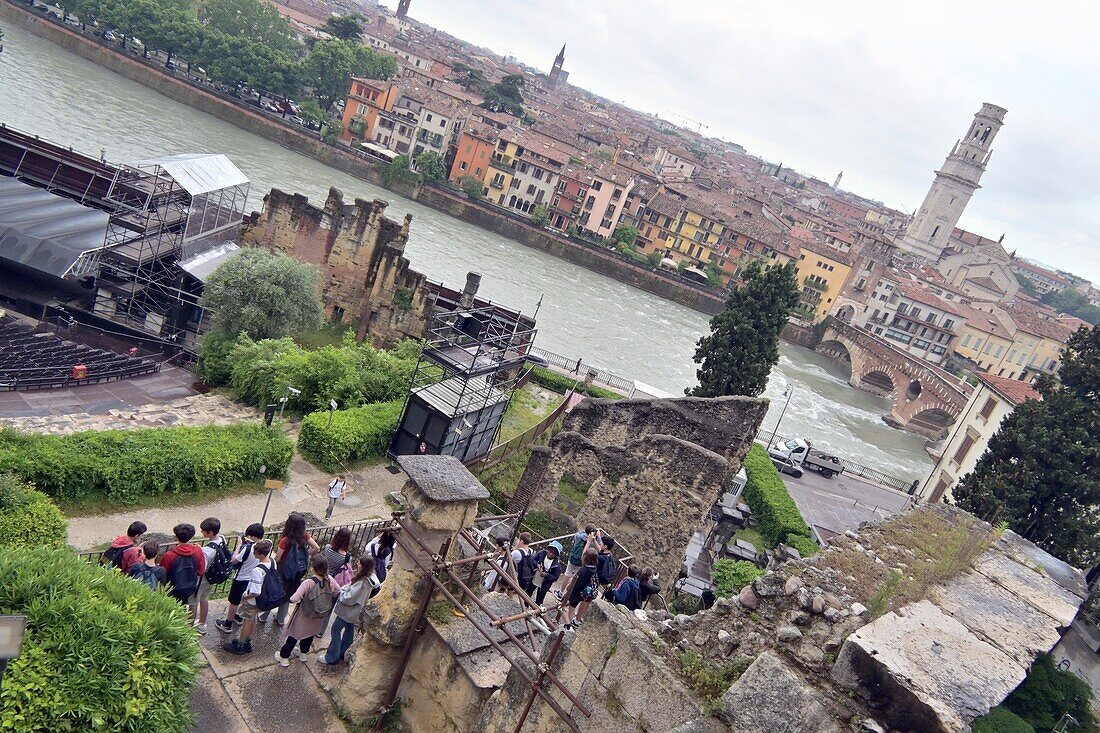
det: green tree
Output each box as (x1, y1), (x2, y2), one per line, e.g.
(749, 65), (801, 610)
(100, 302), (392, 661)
(1041, 287), (1100, 325)
(201, 248), (323, 339)
(320, 13), (363, 41)
(460, 175), (485, 200)
(200, 0), (299, 53)
(614, 225), (639, 248)
(705, 263), (725, 287)
(414, 150), (447, 182)
(646, 251), (663, 267)
(955, 327), (1100, 567)
(1014, 272), (1040, 298)
(382, 154), (419, 186)
(300, 39), (397, 111)
(480, 73), (525, 116)
(689, 260), (801, 397)
(530, 205), (549, 227)
(454, 65), (489, 92)
(1003, 655), (1097, 732)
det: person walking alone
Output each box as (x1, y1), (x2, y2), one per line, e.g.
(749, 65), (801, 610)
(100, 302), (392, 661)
(325, 475), (347, 521)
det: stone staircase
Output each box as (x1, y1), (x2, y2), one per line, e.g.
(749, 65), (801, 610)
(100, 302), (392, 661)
(0, 394), (262, 435)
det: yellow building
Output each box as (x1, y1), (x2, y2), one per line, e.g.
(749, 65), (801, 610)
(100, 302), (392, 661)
(952, 301), (1075, 382)
(794, 241), (853, 321)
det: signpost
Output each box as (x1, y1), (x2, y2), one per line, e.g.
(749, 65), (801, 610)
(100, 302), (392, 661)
(260, 478), (284, 526)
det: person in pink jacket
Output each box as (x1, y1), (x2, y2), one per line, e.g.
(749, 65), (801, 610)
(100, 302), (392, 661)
(273, 555), (341, 667)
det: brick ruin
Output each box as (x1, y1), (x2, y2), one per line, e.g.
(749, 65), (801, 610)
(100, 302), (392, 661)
(240, 187), (431, 347)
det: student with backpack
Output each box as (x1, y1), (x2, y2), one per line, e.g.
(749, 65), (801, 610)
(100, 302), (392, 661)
(529, 541), (564, 605)
(366, 530), (396, 583)
(563, 548), (600, 631)
(482, 536), (509, 592)
(318, 527), (354, 637)
(104, 521), (146, 571)
(188, 517), (230, 635)
(161, 523), (206, 607)
(263, 513), (319, 626)
(513, 532), (536, 596)
(560, 524), (597, 589)
(325, 475), (347, 521)
(611, 565), (643, 611)
(596, 535), (618, 588)
(215, 523), (265, 634)
(274, 555), (341, 667)
(320, 554), (381, 666)
(127, 539), (166, 591)
(224, 540), (281, 655)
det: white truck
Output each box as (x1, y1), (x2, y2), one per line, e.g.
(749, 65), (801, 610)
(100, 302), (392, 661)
(768, 438), (844, 478)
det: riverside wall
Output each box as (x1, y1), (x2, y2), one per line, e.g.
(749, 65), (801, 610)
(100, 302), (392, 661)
(1, 0), (727, 317)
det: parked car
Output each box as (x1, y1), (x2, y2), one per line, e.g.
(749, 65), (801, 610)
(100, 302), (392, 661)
(286, 115), (306, 126)
(102, 29), (117, 42)
(769, 454), (804, 479)
(768, 438), (844, 478)
(165, 59), (177, 71)
(260, 101), (280, 113)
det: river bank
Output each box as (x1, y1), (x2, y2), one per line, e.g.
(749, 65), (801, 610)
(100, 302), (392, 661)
(0, 0), (726, 316)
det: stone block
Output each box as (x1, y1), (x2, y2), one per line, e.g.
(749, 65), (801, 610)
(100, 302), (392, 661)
(972, 540), (1086, 626)
(722, 651), (841, 733)
(831, 600), (1025, 732)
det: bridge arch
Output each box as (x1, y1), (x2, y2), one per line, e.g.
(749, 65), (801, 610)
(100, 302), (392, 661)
(860, 370), (896, 395)
(835, 304), (856, 323)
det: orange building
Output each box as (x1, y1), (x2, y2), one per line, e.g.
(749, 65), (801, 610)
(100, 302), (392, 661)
(448, 126), (497, 184)
(341, 78), (400, 145)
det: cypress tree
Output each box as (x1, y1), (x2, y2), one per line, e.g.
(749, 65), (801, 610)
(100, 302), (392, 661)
(689, 260), (801, 398)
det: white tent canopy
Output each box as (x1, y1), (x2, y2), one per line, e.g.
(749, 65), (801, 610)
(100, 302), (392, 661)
(135, 153), (249, 196)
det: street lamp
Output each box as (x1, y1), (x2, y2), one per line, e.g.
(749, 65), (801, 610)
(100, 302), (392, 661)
(768, 385), (793, 449)
(277, 385), (301, 420)
(0, 615), (28, 690)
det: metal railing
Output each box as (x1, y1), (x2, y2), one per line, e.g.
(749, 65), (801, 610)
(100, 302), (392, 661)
(528, 346), (635, 393)
(466, 387), (574, 472)
(79, 518), (396, 594)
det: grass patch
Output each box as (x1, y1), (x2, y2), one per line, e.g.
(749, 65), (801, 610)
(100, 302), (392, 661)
(497, 384), (561, 443)
(556, 473), (590, 506)
(816, 508), (993, 619)
(678, 651), (753, 714)
(476, 444), (535, 499)
(426, 601), (456, 626)
(731, 527), (766, 553)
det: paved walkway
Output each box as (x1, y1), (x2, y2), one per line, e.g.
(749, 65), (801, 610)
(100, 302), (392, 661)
(67, 454), (406, 550)
(189, 599), (351, 732)
(0, 366), (197, 418)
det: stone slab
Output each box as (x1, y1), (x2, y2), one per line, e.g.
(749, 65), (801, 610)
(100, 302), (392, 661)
(222, 657), (348, 733)
(972, 545), (1084, 626)
(832, 600), (1025, 732)
(723, 651), (841, 733)
(433, 592), (537, 655)
(992, 531), (1087, 601)
(188, 666), (250, 733)
(396, 454), (490, 501)
(932, 569), (1065, 668)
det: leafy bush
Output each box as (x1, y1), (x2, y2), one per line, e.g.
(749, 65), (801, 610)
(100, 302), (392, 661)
(195, 330), (237, 387)
(678, 651), (753, 713)
(972, 707), (1035, 733)
(298, 400), (403, 472)
(1004, 654), (1097, 732)
(784, 534), (820, 558)
(526, 365), (625, 400)
(0, 474), (67, 548)
(0, 424), (294, 505)
(216, 333), (418, 414)
(712, 558), (764, 598)
(0, 547), (198, 732)
(742, 444), (813, 547)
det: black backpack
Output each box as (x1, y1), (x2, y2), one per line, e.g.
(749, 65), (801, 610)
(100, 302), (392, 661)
(279, 543), (310, 584)
(169, 553), (200, 598)
(255, 564), (286, 612)
(103, 542), (133, 569)
(130, 564), (163, 592)
(516, 549), (537, 588)
(204, 540), (233, 585)
(580, 569), (600, 603)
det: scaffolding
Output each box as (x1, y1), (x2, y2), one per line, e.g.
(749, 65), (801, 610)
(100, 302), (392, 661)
(392, 302), (538, 462)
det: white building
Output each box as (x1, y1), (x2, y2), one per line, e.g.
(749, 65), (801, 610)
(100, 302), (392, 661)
(917, 373), (1039, 503)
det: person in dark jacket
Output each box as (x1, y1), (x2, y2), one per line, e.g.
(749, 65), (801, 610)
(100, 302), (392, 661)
(596, 535), (617, 587)
(638, 567), (661, 608)
(529, 541), (563, 604)
(564, 548), (600, 630)
(612, 565), (643, 611)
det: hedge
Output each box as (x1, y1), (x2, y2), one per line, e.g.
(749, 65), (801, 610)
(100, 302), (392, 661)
(713, 558), (765, 597)
(0, 548), (198, 732)
(0, 424), (294, 505)
(741, 444), (815, 548)
(527, 365), (625, 400)
(0, 474), (67, 549)
(298, 400), (404, 472)
(784, 534), (820, 558)
(972, 707), (1035, 733)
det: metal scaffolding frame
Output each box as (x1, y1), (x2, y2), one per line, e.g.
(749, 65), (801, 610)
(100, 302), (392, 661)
(375, 512), (590, 733)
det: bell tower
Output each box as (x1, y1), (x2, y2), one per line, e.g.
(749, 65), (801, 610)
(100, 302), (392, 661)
(548, 44), (566, 89)
(396, 0), (411, 19)
(898, 103), (1007, 261)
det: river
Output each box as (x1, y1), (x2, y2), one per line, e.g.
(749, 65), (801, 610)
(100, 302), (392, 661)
(0, 22), (934, 480)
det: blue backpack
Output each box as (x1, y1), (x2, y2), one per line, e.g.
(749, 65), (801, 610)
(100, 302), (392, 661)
(279, 543), (310, 584)
(614, 578), (642, 611)
(255, 564), (287, 612)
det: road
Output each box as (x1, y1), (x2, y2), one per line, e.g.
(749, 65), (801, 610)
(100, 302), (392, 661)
(783, 468), (913, 540)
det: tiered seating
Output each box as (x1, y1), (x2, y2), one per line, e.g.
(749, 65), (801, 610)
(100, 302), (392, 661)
(0, 317), (159, 390)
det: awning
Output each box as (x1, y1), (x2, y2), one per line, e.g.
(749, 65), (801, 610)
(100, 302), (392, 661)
(134, 153), (249, 195)
(0, 178), (109, 278)
(179, 242), (241, 282)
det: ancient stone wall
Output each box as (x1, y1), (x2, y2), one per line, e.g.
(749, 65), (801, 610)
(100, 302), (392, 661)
(240, 187), (430, 347)
(531, 396), (768, 582)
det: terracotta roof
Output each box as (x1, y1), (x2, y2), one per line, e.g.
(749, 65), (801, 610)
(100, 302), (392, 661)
(976, 373), (1041, 406)
(1001, 301), (1075, 342)
(952, 302), (1014, 339)
(800, 240), (853, 267)
(967, 276), (1006, 295)
(893, 279), (966, 317)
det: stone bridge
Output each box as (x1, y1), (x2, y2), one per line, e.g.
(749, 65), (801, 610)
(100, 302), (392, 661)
(816, 317), (972, 438)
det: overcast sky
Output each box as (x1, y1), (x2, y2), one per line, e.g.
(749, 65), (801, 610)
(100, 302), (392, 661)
(389, 0), (1100, 284)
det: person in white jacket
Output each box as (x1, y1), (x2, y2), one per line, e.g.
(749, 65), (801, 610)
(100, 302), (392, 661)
(318, 554), (381, 665)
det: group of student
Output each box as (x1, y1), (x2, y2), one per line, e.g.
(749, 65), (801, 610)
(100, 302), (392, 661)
(485, 523), (661, 632)
(103, 513), (400, 667)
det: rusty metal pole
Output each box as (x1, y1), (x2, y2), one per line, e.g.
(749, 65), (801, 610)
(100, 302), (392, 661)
(511, 632), (566, 733)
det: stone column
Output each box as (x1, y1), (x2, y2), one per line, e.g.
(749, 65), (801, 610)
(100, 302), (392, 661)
(334, 455), (489, 718)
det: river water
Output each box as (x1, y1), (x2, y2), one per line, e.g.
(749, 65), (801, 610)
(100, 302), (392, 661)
(0, 22), (933, 480)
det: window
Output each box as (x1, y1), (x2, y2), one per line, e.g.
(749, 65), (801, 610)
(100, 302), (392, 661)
(459, 161), (468, 171)
(943, 318), (955, 330)
(593, 181), (603, 191)
(983, 341), (994, 355)
(952, 432), (976, 465)
(465, 144), (472, 154)
(994, 345), (1004, 358)
(925, 313), (937, 324)
(974, 339), (984, 351)
(526, 184), (536, 195)
(357, 103), (367, 115)
(425, 113), (433, 122)
(910, 307), (922, 318)
(474, 167), (482, 176)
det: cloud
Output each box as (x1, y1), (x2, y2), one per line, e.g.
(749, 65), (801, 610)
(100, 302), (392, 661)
(405, 0), (1100, 281)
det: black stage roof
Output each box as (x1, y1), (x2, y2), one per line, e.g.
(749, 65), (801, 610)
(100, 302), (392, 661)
(0, 177), (109, 278)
